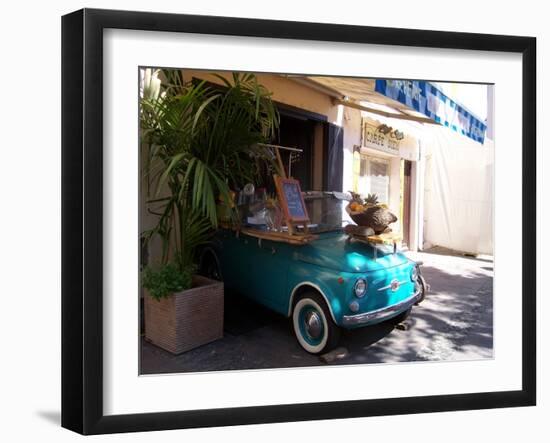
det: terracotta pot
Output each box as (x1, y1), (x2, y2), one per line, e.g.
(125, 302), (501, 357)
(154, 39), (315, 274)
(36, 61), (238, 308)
(144, 275), (224, 354)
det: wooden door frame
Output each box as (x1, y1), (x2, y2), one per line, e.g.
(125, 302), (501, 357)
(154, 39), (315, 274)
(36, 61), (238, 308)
(402, 159), (412, 247)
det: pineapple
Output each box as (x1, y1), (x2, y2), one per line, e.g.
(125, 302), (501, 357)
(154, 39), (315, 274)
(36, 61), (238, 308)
(365, 193), (379, 207)
(347, 191), (397, 234)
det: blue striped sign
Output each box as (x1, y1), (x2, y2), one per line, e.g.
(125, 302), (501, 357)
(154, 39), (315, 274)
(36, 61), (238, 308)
(375, 79), (487, 144)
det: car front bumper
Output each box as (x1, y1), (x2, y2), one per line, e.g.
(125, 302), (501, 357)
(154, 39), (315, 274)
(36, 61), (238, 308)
(341, 289), (422, 327)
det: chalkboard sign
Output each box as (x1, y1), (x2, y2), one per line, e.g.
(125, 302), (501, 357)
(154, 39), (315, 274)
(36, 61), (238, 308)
(274, 176), (309, 223)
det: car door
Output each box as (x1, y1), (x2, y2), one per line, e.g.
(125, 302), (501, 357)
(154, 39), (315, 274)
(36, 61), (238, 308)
(237, 235), (292, 315)
(216, 229), (292, 314)
(215, 230), (250, 295)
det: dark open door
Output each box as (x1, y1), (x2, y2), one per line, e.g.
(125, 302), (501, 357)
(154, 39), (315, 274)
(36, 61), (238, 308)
(274, 114), (315, 189)
(402, 160), (412, 247)
(323, 123), (344, 192)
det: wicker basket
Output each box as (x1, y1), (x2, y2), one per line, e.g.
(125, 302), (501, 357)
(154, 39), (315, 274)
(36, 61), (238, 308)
(144, 275), (224, 354)
(345, 203), (398, 234)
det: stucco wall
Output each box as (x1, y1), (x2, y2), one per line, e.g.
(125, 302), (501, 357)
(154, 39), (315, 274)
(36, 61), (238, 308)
(340, 105), (362, 194)
(182, 70), (363, 193)
(183, 70), (338, 120)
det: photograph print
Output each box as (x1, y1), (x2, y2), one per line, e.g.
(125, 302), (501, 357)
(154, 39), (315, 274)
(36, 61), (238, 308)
(138, 67), (494, 375)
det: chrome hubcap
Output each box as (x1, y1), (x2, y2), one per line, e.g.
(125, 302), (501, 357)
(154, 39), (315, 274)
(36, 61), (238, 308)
(304, 311), (322, 340)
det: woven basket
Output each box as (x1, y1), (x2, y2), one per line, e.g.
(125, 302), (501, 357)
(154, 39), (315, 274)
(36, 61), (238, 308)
(144, 275), (224, 354)
(345, 203), (397, 234)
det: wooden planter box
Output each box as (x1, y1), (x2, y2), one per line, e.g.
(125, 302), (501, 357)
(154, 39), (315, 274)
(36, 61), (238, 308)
(144, 275), (224, 354)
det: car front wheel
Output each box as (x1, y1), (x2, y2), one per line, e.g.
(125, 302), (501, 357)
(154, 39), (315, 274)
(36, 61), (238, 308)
(292, 292), (340, 355)
(415, 274), (428, 304)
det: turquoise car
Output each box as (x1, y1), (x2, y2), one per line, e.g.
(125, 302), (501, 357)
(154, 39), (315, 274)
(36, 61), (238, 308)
(199, 192), (425, 354)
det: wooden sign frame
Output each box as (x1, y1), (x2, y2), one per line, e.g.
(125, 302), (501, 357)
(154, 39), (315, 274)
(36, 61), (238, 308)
(274, 175), (310, 235)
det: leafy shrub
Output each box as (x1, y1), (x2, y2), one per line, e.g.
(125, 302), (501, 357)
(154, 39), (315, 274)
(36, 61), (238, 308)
(142, 263), (194, 301)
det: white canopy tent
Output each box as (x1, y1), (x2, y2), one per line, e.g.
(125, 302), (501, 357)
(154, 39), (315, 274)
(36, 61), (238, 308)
(295, 76), (493, 255)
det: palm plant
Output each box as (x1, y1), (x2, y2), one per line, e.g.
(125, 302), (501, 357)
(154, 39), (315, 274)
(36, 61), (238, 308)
(140, 70), (279, 274)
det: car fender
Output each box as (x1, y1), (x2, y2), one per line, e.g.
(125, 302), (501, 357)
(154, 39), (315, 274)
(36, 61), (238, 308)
(287, 280), (341, 324)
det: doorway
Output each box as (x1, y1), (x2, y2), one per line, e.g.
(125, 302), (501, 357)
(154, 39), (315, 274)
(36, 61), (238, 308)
(402, 160), (412, 247)
(274, 114), (315, 189)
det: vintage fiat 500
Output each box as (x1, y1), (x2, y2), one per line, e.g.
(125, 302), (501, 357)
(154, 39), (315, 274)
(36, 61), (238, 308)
(199, 192), (425, 354)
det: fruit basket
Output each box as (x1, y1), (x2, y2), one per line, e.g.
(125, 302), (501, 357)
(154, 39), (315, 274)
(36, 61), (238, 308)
(345, 193), (397, 235)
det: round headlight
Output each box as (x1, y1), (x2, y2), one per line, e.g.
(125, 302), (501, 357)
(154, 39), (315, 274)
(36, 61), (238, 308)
(354, 278), (367, 298)
(411, 265), (419, 282)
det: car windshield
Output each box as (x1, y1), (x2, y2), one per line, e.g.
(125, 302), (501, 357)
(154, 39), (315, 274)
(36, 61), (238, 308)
(303, 192), (353, 234)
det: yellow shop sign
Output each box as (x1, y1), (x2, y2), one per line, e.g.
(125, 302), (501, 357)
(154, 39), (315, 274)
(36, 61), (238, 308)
(361, 120), (400, 155)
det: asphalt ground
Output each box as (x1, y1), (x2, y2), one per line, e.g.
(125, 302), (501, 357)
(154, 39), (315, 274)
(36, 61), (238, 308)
(140, 249), (493, 374)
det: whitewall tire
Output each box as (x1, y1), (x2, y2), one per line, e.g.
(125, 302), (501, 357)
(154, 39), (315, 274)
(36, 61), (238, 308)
(292, 291), (340, 354)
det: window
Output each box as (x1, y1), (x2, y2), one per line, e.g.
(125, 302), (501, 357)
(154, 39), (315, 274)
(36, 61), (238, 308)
(359, 157), (368, 176)
(368, 157), (390, 204)
(358, 155), (390, 204)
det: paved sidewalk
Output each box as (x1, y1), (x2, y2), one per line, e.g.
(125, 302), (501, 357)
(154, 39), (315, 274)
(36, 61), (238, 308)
(141, 249), (493, 374)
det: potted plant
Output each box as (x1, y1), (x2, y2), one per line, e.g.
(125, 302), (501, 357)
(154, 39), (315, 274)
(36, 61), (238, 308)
(139, 69), (278, 353)
(142, 262), (224, 354)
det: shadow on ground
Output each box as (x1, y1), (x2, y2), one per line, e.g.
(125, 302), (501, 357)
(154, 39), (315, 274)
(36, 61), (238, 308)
(140, 254), (493, 374)
(35, 410), (61, 426)
(337, 265), (493, 365)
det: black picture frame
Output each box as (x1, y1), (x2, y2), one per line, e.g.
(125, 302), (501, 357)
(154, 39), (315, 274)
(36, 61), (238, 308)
(62, 8), (536, 435)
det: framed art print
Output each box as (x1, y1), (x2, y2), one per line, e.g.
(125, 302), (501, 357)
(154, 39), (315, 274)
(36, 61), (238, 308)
(61, 8), (536, 435)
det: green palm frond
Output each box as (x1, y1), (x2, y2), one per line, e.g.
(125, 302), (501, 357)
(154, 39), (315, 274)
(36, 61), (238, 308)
(140, 71), (279, 270)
